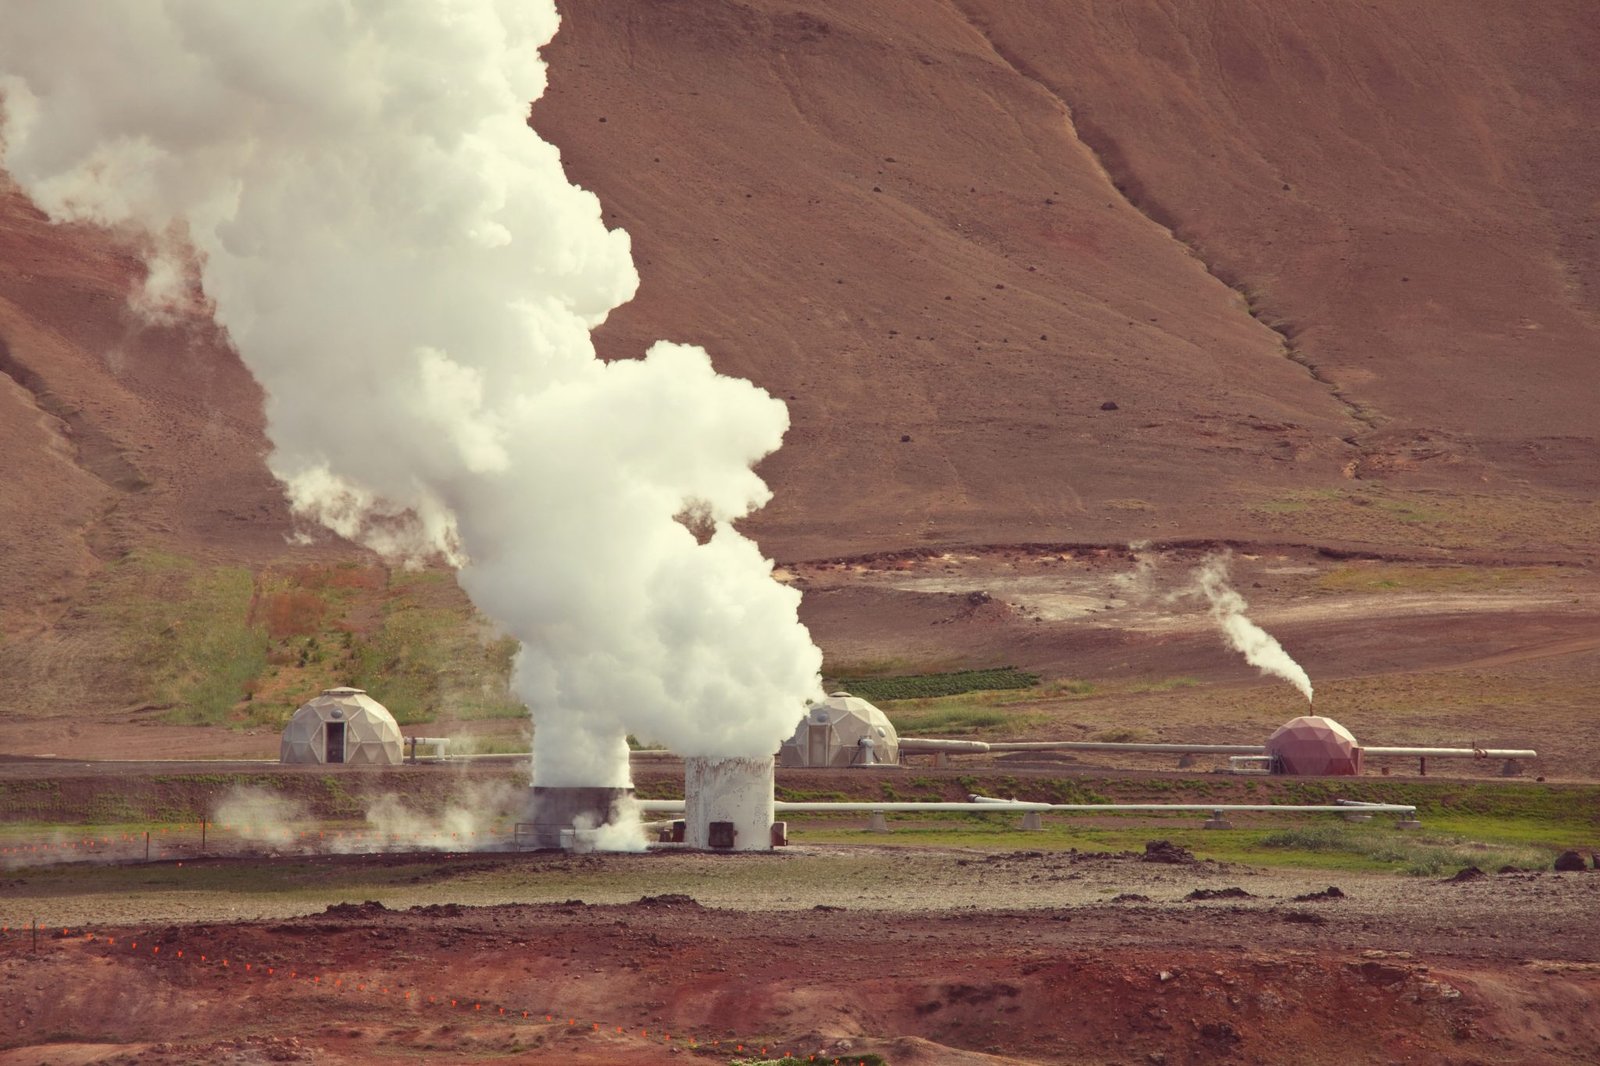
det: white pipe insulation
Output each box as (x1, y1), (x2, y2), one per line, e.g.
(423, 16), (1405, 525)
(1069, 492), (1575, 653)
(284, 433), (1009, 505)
(636, 799), (1420, 816)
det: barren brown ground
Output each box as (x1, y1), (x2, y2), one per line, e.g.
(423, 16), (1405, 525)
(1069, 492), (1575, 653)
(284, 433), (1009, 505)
(3, 847), (1600, 1065)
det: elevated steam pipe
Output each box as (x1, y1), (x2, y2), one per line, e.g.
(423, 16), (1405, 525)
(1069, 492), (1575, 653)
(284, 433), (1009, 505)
(986, 741), (1261, 755)
(636, 800), (1419, 816)
(1361, 746), (1537, 758)
(902, 739), (1538, 759)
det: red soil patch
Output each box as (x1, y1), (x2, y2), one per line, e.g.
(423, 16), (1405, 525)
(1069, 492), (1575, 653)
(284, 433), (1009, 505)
(4, 889), (1599, 1064)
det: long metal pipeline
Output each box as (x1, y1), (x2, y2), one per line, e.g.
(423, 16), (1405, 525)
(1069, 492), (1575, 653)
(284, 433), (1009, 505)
(983, 741), (1262, 755)
(907, 739), (1541, 761)
(897, 738), (993, 753)
(636, 799), (1419, 815)
(1362, 746), (1538, 758)
(397, 741), (1540, 763)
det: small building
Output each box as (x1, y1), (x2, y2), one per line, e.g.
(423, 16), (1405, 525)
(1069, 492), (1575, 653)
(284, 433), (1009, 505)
(778, 691), (900, 768)
(280, 687), (403, 766)
(1267, 715), (1363, 776)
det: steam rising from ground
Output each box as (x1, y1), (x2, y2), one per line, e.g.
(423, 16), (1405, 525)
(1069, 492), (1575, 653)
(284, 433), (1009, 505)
(0, 4), (822, 790)
(1192, 554), (1314, 704)
(1110, 539), (1159, 602)
(212, 787), (306, 847)
(360, 781), (520, 851)
(212, 782), (523, 853)
(1115, 547), (1314, 704)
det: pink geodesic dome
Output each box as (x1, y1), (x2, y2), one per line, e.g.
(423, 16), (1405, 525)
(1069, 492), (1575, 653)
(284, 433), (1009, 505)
(1267, 716), (1363, 776)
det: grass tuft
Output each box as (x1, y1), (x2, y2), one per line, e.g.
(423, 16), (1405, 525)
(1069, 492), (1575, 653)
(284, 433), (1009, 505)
(1258, 823), (1549, 876)
(833, 667), (1039, 702)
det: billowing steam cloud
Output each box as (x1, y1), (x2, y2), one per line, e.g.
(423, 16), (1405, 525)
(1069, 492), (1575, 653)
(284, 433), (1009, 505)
(1193, 554), (1313, 704)
(0, 4), (822, 786)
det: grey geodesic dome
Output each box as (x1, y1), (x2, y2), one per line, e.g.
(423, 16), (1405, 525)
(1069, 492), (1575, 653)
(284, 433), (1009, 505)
(778, 691), (900, 768)
(280, 687), (403, 766)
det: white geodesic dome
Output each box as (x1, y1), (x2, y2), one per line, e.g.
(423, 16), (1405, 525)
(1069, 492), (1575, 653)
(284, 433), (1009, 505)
(280, 687), (403, 766)
(778, 691), (900, 768)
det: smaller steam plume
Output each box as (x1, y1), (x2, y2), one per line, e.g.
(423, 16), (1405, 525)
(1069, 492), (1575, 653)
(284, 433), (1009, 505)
(1193, 554), (1313, 704)
(211, 786), (307, 847)
(1110, 540), (1160, 602)
(568, 795), (648, 854)
(212, 781), (523, 853)
(359, 780), (518, 851)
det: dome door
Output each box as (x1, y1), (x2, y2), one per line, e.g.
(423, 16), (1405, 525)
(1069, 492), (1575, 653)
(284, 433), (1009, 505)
(325, 721), (346, 764)
(807, 722), (830, 766)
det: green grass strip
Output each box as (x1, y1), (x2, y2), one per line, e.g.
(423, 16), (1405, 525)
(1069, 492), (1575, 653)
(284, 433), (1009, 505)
(835, 667), (1039, 702)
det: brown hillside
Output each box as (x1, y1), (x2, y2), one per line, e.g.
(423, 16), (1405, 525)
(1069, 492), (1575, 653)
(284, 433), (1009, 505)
(956, 0), (1600, 489)
(0, 1), (1596, 728)
(537, 0), (1600, 557)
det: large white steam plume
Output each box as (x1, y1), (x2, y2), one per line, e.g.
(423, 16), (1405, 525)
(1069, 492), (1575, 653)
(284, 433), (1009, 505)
(0, 4), (822, 785)
(1193, 554), (1313, 704)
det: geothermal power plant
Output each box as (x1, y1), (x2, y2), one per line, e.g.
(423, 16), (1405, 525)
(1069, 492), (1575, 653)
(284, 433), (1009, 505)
(271, 685), (1536, 853)
(497, 693), (1537, 852)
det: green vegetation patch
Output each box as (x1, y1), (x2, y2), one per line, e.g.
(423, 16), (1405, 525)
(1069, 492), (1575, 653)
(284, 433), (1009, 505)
(1257, 823), (1548, 877)
(247, 565), (525, 727)
(89, 550), (269, 726)
(54, 551), (528, 729)
(888, 706), (1011, 735)
(787, 816), (1563, 875)
(347, 583), (522, 725)
(834, 667), (1039, 702)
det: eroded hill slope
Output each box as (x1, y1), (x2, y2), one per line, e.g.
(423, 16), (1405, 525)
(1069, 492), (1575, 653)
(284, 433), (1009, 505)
(1, 0), (1595, 722)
